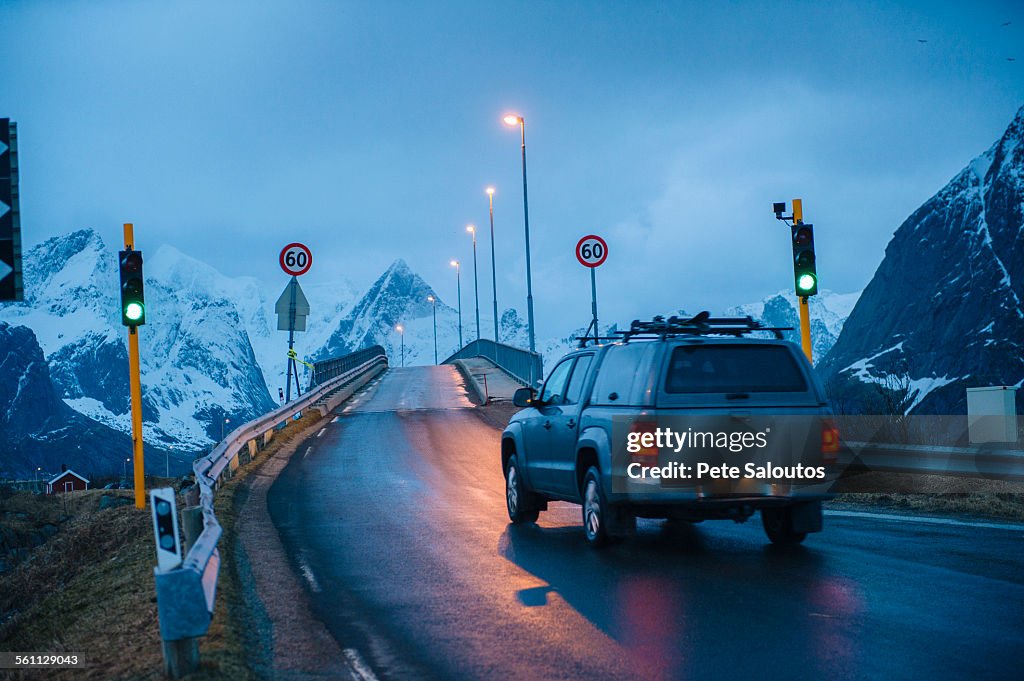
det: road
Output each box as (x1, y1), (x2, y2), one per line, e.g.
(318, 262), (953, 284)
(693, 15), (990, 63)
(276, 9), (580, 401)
(268, 366), (1024, 681)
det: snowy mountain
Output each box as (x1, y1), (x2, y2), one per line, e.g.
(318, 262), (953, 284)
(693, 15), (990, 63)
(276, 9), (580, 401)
(314, 259), (464, 368)
(721, 289), (860, 364)
(820, 105), (1024, 414)
(0, 321), (188, 479)
(0, 230), (277, 451)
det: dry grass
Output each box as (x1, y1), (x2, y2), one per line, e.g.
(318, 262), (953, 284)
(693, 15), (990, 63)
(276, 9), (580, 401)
(0, 412), (326, 681)
(829, 471), (1024, 521)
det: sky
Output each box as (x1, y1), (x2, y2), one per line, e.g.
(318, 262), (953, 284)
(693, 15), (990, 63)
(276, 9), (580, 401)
(2, 0), (1022, 342)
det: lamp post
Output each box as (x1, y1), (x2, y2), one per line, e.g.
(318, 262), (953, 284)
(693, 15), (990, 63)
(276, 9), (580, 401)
(396, 324), (405, 367)
(427, 296), (438, 364)
(486, 187), (499, 343)
(123, 458), (130, 485)
(451, 260), (463, 348)
(503, 113), (536, 353)
(222, 417), (230, 441)
(467, 224), (481, 342)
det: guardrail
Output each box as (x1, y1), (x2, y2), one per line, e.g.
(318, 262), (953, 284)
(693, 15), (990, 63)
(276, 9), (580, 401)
(442, 339), (543, 387)
(841, 441), (1024, 480)
(153, 347), (387, 677)
(309, 344), (386, 388)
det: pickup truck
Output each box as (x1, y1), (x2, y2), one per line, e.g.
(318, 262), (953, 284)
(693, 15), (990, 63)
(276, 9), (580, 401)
(500, 315), (839, 548)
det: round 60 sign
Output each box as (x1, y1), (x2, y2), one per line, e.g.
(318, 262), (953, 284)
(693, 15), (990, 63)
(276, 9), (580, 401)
(279, 243), (313, 276)
(575, 235), (608, 268)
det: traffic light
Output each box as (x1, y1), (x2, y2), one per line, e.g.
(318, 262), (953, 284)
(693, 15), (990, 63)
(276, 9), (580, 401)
(791, 223), (818, 296)
(118, 249), (146, 326)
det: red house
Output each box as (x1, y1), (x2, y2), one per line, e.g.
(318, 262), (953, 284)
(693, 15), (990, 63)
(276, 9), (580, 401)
(46, 469), (90, 495)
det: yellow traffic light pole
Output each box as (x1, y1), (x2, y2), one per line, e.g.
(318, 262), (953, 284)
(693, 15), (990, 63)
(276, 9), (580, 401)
(792, 200), (813, 363)
(124, 223), (146, 509)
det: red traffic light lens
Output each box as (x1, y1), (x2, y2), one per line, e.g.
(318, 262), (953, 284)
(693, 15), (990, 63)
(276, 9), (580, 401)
(121, 253), (142, 271)
(794, 227), (813, 246)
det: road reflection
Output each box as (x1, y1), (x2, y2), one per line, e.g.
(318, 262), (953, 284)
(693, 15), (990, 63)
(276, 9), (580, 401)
(499, 519), (864, 680)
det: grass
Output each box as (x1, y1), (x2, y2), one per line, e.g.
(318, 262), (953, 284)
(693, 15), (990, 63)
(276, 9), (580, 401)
(828, 471), (1024, 521)
(0, 412), (325, 681)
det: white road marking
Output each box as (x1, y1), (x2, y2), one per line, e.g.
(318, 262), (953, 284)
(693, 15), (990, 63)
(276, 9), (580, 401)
(303, 446), (313, 459)
(332, 416), (339, 423)
(296, 555), (322, 594)
(825, 509), (1024, 531)
(317, 428), (326, 437)
(343, 649), (379, 681)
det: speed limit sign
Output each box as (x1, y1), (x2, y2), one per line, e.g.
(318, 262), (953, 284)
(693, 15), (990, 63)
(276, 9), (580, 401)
(576, 235), (608, 268)
(279, 243), (313, 276)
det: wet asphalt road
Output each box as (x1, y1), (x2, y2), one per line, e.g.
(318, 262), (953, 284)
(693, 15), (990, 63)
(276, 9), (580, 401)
(268, 366), (1024, 681)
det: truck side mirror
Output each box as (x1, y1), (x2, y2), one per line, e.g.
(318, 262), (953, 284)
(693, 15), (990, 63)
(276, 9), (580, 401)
(513, 387), (535, 408)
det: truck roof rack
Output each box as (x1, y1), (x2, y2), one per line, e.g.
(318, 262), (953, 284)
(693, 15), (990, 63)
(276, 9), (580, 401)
(616, 312), (791, 341)
(574, 312), (792, 347)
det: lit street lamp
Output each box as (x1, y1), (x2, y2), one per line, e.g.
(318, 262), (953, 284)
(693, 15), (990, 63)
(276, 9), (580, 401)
(487, 187), (499, 343)
(503, 112), (536, 352)
(451, 260), (463, 348)
(467, 225), (481, 342)
(396, 324), (405, 367)
(123, 457), (130, 485)
(427, 296), (438, 364)
(222, 417), (230, 441)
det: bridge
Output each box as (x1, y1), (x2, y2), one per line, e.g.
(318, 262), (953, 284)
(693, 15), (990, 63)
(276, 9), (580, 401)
(150, 339), (1024, 680)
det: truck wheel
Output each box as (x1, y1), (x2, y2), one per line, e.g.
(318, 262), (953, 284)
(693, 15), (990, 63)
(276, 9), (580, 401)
(582, 467), (614, 548)
(506, 455), (540, 524)
(761, 507), (808, 545)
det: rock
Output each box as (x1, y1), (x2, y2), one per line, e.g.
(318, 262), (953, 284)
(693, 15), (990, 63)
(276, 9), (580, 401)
(99, 494), (131, 509)
(821, 106), (1024, 414)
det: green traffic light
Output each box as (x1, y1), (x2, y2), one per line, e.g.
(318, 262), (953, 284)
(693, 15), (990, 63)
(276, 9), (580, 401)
(797, 273), (816, 292)
(125, 302), (144, 322)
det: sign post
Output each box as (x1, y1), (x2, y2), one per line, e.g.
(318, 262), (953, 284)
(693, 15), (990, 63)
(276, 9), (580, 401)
(576, 235), (608, 343)
(277, 243), (312, 402)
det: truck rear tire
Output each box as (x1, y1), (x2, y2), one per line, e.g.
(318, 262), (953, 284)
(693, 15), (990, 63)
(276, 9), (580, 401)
(761, 506), (808, 545)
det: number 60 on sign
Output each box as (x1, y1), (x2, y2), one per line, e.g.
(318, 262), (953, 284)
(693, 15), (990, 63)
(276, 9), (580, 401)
(279, 243), (313, 276)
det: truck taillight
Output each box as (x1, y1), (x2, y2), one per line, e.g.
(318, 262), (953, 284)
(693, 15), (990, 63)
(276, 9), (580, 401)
(630, 420), (659, 464)
(821, 419), (840, 464)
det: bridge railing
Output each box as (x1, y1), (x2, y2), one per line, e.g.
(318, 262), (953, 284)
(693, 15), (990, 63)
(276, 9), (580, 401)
(153, 347), (387, 674)
(442, 339), (543, 387)
(309, 345), (386, 387)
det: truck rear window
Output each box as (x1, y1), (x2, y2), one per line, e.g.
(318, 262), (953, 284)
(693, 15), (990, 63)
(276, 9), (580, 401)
(664, 345), (807, 393)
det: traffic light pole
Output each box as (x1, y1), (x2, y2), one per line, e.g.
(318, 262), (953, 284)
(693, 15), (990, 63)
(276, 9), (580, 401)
(124, 223), (146, 509)
(791, 200), (813, 363)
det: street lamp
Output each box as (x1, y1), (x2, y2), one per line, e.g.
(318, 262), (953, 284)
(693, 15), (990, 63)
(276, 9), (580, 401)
(467, 225), (481, 342)
(451, 260), (463, 349)
(427, 296), (438, 364)
(502, 112), (536, 352)
(222, 417), (230, 441)
(486, 187), (499, 344)
(396, 324), (405, 367)
(124, 457), (130, 485)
